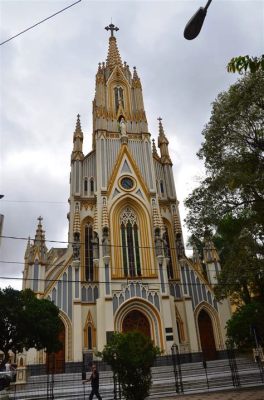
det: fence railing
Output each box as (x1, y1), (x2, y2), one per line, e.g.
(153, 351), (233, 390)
(1, 346), (263, 399)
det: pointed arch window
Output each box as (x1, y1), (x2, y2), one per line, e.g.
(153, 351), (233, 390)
(88, 326), (92, 349)
(120, 207), (141, 277)
(90, 178), (94, 195)
(84, 311), (96, 350)
(85, 224), (94, 281)
(160, 180), (164, 195)
(84, 178), (88, 194)
(114, 86), (124, 113)
(164, 226), (174, 279)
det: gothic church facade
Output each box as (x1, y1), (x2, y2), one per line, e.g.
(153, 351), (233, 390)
(23, 25), (231, 368)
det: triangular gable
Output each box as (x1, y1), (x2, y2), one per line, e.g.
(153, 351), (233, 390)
(107, 144), (150, 200)
(107, 64), (128, 86)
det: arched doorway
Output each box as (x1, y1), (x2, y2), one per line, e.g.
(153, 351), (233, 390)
(198, 309), (217, 361)
(46, 324), (65, 373)
(122, 310), (151, 338)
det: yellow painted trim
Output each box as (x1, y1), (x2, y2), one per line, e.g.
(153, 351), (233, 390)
(114, 298), (165, 351)
(109, 196), (156, 278)
(83, 310), (97, 349)
(106, 65), (132, 118)
(107, 144), (150, 200)
(80, 217), (96, 281)
(44, 255), (72, 297)
(59, 310), (73, 362)
(175, 306), (185, 342)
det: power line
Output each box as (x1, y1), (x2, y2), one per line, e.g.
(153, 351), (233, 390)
(0, 234), (203, 251)
(2, 200), (67, 204)
(0, 259), (259, 274)
(0, 0), (82, 46)
(0, 275), (242, 287)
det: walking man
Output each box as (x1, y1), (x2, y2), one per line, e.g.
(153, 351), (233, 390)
(83, 363), (102, 400)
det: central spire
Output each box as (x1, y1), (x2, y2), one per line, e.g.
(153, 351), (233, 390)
(105, 23), (122, 70)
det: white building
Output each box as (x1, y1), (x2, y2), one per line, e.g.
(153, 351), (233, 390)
(22, 25), (231, 372)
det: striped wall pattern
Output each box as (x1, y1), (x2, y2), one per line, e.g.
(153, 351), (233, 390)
(180, 262), (218, 311)
(46, 266), (75, 320)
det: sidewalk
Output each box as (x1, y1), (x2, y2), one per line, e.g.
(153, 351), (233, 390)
(162, 386), (264, 400)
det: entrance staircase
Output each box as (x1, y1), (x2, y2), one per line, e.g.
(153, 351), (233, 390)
(2, 357), (263, 400)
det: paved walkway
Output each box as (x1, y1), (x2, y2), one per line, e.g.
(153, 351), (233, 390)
(162, 386), (264, 400)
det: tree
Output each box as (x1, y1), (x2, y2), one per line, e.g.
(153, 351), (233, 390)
(226, 301), (264, 349)
(185, 70), (264, 304)
(0, 287), (62, 369)
(100, 332), (160, 400)
(213, 215), (264, 304)
(227, 55), (264, 74)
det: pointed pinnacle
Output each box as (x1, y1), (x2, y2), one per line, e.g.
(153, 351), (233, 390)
(133, 66), (139, 79)
(74, 114), (83, 138)
(106, 35), (122, 70)
(152, 138), (159, 157)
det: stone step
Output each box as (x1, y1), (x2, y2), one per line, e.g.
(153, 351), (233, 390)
(4, 357), (263, 400)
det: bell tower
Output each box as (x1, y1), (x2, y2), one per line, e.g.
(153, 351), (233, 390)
(92, 23), (148, 143)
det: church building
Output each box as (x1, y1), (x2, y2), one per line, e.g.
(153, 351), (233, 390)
(22, 25), (231, 370)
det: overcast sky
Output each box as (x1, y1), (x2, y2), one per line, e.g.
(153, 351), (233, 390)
(0, 0), (263, 290)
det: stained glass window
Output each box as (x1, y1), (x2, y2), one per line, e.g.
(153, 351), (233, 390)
(85, 224), (93, 281)
(120, 207), (141, 277)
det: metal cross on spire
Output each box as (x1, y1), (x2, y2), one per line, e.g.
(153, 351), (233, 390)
(38, 216), (43, 224)
(105, 23), (119, 37)
(158, 117), (162, 123)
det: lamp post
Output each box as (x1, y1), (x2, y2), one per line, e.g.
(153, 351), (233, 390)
(184, 0), (213, 40)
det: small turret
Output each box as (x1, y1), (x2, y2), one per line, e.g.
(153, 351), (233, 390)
(24, 217), (48, 295)
(32, 216), (48, 264)
(24, 236), (31, 261)
(203, 236), (221, 286)
(132, 66), (142, 89)
(71, 114), (84, 162)
(203, 238), (220, 264)
(152, 138), (160, 160)
(157, 118), (172, 164)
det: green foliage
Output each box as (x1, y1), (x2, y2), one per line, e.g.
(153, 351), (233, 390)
(0, 287), (62, 369)
(226, 301), (264, 349)
(100, 332), (160, 400)
(213, 215), (264, 304)
(227, 55), (264, 74)
(185, 71), (264, 304)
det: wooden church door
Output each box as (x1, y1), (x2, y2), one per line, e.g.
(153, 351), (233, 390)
(122, 310), (151, 338)
(46, 325), (65, 373)
(198, 309), (217, 361)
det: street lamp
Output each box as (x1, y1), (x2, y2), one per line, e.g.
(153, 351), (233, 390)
(184, 0), (213, 40)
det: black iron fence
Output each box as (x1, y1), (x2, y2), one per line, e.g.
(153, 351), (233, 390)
(1, 346), (263, 399)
